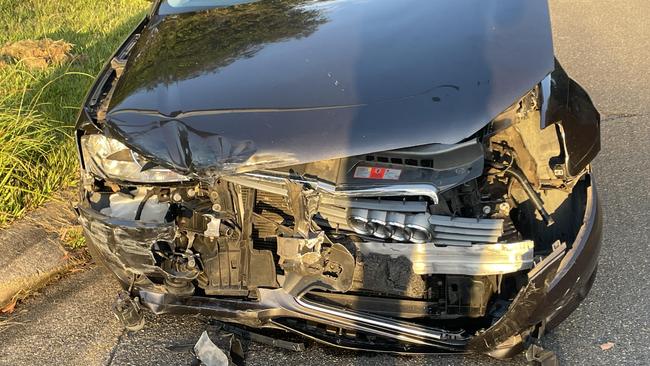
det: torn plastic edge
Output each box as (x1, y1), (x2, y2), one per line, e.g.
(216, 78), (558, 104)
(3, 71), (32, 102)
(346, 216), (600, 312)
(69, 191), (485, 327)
(208, 320), (306, 352)
(471, 241), (567, 354)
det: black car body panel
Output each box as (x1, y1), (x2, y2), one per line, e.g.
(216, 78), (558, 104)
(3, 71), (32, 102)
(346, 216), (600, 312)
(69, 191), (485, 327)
(544, 62), (602, 176)
(103, 0), (554, 174)
(75, 0), (603, 360)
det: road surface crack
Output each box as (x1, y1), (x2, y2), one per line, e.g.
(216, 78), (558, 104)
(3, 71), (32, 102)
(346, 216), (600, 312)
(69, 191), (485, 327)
(105, 329), (126, 366)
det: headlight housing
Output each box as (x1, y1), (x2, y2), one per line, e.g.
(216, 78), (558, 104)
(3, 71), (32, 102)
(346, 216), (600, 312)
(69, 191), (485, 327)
(80, 134), (190, 183)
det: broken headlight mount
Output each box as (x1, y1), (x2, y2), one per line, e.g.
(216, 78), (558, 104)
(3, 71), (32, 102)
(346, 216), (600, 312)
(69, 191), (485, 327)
(80, 134), (191, 184)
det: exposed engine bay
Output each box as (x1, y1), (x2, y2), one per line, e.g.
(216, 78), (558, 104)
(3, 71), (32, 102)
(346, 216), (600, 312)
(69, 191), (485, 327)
(78, 78), (595, 354)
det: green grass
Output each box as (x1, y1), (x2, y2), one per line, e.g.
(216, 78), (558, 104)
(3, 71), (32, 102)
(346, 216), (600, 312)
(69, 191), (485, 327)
(0, 0), (149, 224)
(61, 226), (86, 250)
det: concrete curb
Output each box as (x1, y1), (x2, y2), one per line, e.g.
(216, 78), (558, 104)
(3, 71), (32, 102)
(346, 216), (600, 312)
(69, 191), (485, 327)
(0, 190), (80, 308)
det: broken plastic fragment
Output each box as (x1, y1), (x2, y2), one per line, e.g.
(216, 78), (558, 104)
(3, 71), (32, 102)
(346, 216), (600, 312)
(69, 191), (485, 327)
(194, 331), (229, 366)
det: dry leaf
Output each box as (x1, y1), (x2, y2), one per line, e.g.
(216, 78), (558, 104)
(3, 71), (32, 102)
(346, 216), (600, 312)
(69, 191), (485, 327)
(1, 299), (17, 314)
(599, 342), (615, 351)
(60, 227), (70, 240)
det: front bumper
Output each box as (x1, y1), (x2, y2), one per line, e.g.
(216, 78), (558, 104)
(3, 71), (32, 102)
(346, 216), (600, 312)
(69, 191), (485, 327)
(78, 174), (601, 356)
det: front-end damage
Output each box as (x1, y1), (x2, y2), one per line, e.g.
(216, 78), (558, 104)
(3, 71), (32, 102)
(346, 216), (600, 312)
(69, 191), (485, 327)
(76, 78), (601, 356)
(76, 169), (600, 355)
(74, 1), (601, 359)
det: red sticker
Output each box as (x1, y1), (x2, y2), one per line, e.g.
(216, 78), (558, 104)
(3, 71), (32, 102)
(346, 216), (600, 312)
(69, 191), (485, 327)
(354, 167), (401, 180)
(370, 168), (386, 179)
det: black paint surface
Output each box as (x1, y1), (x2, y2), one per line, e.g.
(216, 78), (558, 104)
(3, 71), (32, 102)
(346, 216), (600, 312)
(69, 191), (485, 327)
(105, 0), (554, 174)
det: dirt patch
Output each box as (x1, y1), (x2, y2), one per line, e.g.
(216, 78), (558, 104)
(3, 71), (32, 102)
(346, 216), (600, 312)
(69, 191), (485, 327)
(0, 38), (73, 70)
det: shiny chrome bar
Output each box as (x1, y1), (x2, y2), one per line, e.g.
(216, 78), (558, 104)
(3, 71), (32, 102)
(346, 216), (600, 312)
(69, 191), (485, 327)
(226, 172), (507, 245)
(296, 297), (446, 341)
(260, 289), (466, 348)
(319, 196), (427, 213)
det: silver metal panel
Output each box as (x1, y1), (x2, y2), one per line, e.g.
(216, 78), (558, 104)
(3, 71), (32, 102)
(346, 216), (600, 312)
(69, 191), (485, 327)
(356, 241), (535, 276)
(432, 233), (501, 243)
(428, 215), (504, 230)
(432, 225), (503, 237)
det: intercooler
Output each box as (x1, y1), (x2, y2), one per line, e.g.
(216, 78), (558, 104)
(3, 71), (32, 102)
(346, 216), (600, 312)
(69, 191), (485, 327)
(252, 190), (506, 247)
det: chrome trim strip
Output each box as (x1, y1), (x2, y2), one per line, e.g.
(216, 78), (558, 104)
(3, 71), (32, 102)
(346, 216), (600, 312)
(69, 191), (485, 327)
(295, 297), (446, 341)
(227, 172), (439, 204)
(320, 196), (427, 213)
(540, 73), (552, 128)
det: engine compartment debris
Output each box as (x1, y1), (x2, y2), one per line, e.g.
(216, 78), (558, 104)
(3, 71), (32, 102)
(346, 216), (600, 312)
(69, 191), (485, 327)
(166, 319), (305, 366)
(193, 331), (230, 366)
(112, 290), (144, 332)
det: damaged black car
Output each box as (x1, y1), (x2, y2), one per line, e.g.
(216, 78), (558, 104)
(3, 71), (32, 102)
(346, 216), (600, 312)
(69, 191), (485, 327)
(75, 0), (602, 361)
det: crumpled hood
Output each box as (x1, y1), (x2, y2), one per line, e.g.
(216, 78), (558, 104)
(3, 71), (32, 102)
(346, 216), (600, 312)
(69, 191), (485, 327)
(105, 0), (554, 175)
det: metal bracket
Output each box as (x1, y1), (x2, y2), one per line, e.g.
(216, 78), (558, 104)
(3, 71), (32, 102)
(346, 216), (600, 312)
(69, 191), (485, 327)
(203, 214), (221, 238)
(112, 290), (145, 332)
(525, 321), (558, 366)
(525, 343), (559, 366)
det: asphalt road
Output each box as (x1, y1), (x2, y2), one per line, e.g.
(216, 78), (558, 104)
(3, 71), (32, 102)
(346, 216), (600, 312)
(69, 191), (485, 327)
(1, 1), (649, 365)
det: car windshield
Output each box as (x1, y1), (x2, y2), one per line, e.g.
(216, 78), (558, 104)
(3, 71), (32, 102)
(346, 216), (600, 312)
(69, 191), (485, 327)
(159, 0), (261, 15)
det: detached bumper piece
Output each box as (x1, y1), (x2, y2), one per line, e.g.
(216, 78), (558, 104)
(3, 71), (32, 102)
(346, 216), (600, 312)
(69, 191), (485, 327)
(136, 289), (469, 353)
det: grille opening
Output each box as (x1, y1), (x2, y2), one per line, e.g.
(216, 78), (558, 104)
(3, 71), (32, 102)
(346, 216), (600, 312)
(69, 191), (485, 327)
(362, 155), (436, 169)
(405, 159), (419, 166)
